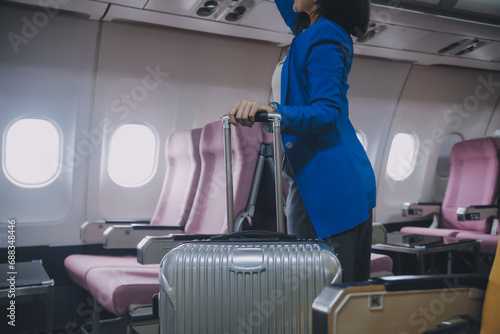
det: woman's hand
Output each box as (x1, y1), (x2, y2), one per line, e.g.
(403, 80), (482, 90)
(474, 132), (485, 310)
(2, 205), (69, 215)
(228, 100), (273, 128)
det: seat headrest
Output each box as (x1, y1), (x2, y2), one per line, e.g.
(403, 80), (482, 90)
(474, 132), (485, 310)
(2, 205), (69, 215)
(451, 137), (500, 163)
(166, 128), (202, 160)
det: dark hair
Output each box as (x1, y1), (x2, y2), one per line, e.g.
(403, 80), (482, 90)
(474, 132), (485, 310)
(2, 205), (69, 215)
(294, 0), (371, 37)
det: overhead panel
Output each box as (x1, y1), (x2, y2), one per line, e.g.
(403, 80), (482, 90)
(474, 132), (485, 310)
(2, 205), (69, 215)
(407, 32), (477, 54)
(145, 0), (201, 15)
(372, 0), (500, 26)
(356, 23), (432, 51)
(5, 0), (500, 70)
(102, 4), (293, 46)
(5, 0), (109, 19)
(455, 0), (500, 16)
(404, 30), (500, 62)
(461, 42), (500, 62)
(103, 0), (148, 9)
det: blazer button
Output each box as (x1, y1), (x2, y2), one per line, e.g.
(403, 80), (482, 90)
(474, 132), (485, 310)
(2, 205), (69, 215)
(286, 142), (293, 149)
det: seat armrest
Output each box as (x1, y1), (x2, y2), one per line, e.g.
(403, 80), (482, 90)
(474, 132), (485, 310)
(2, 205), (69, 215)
(130, 224), (185, 230)
(103, 225), (185, 249)
(80, 220), (150, 243)
(136, 234), (216, 264)
(312, 274), (486, 334)
(457, 205), (499, 221)
(402, 202), (441, 217)
(369, 274), (487, 292)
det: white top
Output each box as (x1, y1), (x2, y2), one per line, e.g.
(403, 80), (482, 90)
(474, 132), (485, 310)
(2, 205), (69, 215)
(271, 58), (285, 104)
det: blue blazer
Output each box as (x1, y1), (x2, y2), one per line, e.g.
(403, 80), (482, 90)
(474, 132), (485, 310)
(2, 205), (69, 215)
(274, 0), (376, 239)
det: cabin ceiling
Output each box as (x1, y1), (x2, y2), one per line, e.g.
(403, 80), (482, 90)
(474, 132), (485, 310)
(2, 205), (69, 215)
(5, 0), (500, 71)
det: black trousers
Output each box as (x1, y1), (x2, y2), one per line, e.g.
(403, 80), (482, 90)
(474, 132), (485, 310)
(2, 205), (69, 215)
(323, 211), (373, 282)
(283, 155), (373, 283)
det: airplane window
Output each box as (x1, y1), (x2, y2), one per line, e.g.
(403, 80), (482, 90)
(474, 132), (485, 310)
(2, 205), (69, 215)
(356, 130), (367, 150)
(107, 123), (157, 187)
(3, 118), (61, 187)
(386, 133), (417, 181)
(436, 133), (463, 178)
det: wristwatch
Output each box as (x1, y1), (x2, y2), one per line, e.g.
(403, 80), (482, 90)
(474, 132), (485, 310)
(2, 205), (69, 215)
(268, 102), (278, 113)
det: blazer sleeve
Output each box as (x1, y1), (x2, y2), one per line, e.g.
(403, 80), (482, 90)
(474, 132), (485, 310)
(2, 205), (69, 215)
(278, 40), (350, 137)
(274, 0), (297, 35)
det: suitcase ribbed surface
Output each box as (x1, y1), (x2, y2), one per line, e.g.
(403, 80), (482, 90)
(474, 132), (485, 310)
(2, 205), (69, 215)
(160, 242), (341, 334)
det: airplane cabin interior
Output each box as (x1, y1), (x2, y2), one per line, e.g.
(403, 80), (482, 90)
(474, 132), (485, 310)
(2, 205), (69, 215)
(1, 0), (500, 333)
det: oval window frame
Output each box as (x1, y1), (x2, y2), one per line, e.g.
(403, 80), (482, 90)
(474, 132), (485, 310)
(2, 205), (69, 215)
(107, 123), (158, 188)
(386, 132), (418, 181)
(3, 117), (62, 188)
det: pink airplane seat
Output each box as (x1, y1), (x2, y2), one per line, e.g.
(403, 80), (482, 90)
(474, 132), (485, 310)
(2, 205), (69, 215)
(180, 120), (263, 235)
(370, 253), (393, 277)
(150, 127), (203, 228)
(77, 121), (264, 322)
(86, 266), (162, 317)
(64, 127), (202, 290)
(65, 255), (156, 291)
(401, 137), (500, 255)
(454, 231), (498, 255)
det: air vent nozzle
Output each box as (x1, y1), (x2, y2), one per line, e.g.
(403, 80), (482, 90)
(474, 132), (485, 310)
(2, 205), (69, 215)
(355, 22), (387, 43)
(437, 38), (489, 56)
(191, 0), (260, 23)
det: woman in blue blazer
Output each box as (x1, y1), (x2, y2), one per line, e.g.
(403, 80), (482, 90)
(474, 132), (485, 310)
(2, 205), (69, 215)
(228, 0), (375, 282)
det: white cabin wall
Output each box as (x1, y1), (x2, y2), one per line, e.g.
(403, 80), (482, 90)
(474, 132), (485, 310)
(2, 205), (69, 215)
(86, 20), (282, 221)
(347, 56), (412, 193)
(485, 99), (500, 137)
(0, 3), (282, 246)
(376, 65), (500, 223)
(0, 4), (98, 247)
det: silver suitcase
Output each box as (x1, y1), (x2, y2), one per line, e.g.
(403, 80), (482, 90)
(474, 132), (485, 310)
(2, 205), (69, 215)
(159, 112), (342, 334)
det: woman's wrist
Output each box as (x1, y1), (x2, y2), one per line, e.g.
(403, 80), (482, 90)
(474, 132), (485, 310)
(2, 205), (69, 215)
(268, 102), (278, 113)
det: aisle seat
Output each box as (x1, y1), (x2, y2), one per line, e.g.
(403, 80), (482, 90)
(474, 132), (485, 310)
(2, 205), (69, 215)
(401, 137), (500, 255)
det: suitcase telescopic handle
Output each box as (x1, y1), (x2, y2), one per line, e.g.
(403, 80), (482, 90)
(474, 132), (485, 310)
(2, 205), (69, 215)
(221, 112), (285, 234)
(253, 112), (285, 234)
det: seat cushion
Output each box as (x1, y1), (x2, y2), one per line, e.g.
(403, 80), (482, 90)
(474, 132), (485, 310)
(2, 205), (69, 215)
(64, 255), (156, 290)
(86, 266), (160, 316)
(370, 253), (393, 274)
(454, 232), (499, 255)
(400, 226), (460, 238)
